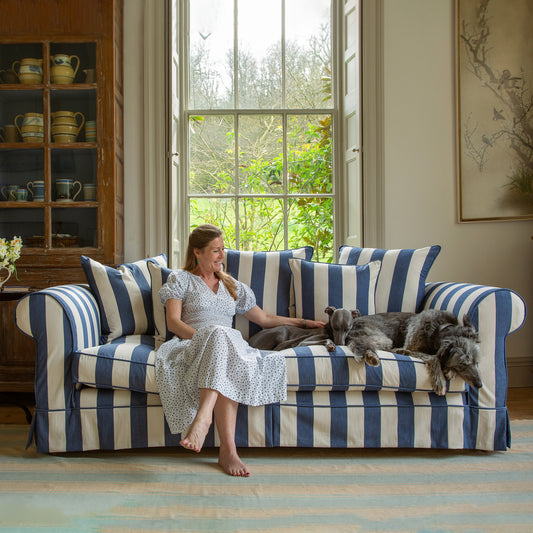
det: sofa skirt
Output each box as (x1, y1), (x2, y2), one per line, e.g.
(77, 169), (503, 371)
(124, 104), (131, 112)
(29, 387), (509, 453)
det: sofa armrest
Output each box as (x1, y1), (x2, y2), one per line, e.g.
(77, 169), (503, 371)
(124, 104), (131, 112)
(422, 282), (527, 409)
(15, 285), (101, 410)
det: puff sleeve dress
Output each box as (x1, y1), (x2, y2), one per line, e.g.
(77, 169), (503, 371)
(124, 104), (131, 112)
(155, 270), (287, 435)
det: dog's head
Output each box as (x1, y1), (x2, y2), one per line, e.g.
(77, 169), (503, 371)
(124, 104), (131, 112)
(324, 306), (360, 345)
(438, 333), (482, 390)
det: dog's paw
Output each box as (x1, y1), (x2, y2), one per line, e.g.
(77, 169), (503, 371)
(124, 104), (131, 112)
(364, 351), (380, 367)
(395, 348), (412, 356)
(325, 340), (336, 352)
(433, 376), (447, 396)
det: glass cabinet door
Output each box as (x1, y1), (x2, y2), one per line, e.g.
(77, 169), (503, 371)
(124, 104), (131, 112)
(0, 41), (99, 251)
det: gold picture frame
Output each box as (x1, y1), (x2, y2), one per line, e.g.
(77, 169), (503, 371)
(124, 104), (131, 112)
(456, 0), (533, 221)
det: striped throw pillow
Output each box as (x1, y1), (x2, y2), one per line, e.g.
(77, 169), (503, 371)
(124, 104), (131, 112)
(81, 254), (168, 343)
(338, 245), (441, 313)
(288, 258), (381, 320)
(148, 261), (173, 348)
(223, 247), (313, 339)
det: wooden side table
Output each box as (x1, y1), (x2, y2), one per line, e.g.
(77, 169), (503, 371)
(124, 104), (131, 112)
(0, 289), (36, 423)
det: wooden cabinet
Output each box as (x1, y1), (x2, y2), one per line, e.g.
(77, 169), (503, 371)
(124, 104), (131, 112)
(0, 291), (35, 392)
(0, 0), (124, 289)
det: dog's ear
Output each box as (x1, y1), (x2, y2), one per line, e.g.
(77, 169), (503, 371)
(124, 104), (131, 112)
(325, 306), (335, 316)
(351, 309), (361, 318)
(462, 314), (476, 330)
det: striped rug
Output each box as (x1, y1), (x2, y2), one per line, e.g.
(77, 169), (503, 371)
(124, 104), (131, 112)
(1, 421), (533, 532)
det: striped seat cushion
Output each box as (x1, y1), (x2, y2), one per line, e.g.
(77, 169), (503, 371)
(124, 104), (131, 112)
(289, 258), (381, 320)
(81, 254), (168, 343)
(73, 335), (158, 394)
(338, 245), (441, 313)
(73, 338), (465, 395)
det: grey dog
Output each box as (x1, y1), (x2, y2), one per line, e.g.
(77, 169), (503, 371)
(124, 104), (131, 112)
(248, 306), (359, 351)
(344, 309), (482, 396)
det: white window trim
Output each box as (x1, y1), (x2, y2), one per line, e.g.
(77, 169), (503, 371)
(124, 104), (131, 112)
(143, 0), (384, 262)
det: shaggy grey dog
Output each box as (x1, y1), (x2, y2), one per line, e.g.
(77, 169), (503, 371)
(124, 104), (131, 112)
(248, 306), (360, 352)
(344, 309), (482, 396)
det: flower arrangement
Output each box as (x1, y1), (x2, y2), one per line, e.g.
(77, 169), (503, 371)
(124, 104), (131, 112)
(0, 236), (23, 290)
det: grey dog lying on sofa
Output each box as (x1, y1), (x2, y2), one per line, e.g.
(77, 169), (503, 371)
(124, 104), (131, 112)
(248, 306), (359, 351)
(250, 307), (482, 397)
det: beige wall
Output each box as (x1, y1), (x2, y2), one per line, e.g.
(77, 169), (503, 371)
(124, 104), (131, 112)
(123, 0), (532, 383)
(382, 0), (532, 383)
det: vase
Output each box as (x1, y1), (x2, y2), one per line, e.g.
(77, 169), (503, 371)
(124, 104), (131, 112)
(0, 268), (12, 291)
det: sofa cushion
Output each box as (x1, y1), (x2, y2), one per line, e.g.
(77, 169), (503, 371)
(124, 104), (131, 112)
(81, 254), (168, 343)
(289, 258), (381, 320)
(148, 261), (173, 348)
(73, 338), (466, 395)
(223, 247), (314, 339)
(338, 245), (441, 313)
(73, 335), (158, 394)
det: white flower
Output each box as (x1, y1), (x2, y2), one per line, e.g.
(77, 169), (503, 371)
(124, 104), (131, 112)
(0, 236), (23, 283)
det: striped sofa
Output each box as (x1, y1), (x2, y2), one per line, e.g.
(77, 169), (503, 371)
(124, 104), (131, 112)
(15, 246), (526, 453)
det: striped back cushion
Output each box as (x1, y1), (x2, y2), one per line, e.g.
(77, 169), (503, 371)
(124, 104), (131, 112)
(289, 258), (381, 320)
(81, 254), (168, 343)
(338, 245), (441, 313)
(223, 247), (313, 339)
(148, 262), (173, 348)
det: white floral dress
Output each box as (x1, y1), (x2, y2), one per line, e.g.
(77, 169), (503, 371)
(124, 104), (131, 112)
(155, 270), (287, 435)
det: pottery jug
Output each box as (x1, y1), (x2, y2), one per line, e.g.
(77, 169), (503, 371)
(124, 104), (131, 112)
(50, 54), (80, 84)
(14, 112), (44, 143)
(12, 58), (43, 84)
(51, 110), (85, 142)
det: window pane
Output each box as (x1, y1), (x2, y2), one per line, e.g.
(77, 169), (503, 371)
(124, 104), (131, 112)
(287, 114), (332, 194)
(238, 197), (284, 251)
(238, 0), (282, 109)
(287, 197), (333, 262)
(238, 115), (283, 194)
(189, 0), (234, 109)
(285, 0), (332, 109)
(189, 197), (237, 249)
(189, 115), (235, 194)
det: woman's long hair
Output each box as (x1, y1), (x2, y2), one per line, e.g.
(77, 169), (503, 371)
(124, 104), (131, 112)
(183, 224), (237, 300)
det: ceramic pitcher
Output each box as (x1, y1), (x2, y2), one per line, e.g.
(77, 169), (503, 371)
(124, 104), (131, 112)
(12, 58), (43, 84)
(50, 54), (80, 84)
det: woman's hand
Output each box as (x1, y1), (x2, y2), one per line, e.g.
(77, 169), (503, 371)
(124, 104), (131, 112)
(244, 305), (327, 330)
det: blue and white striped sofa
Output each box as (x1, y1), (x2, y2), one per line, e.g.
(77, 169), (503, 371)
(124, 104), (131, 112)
(15, 246), (526, 453)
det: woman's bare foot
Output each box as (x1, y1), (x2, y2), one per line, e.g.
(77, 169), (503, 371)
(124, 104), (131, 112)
(180, 416), (211, 453)
(218, 449), (250, 477)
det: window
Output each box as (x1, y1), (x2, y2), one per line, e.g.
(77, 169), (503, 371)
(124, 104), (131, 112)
(170, 0), (360, 264)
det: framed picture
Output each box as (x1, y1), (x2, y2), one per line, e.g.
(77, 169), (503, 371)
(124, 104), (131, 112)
(456, 0), (533, 221)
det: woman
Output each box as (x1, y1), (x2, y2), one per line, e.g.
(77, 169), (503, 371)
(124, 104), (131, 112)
(156, 224), (325, 477)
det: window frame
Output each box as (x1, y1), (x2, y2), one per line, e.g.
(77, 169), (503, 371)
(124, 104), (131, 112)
(142, 0), (384, 267)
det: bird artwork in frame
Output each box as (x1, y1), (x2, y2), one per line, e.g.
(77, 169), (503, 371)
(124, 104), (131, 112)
(456, 0), (533, 221)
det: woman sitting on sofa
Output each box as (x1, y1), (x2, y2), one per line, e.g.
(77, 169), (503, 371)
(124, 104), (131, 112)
(156, 224), (325, 477)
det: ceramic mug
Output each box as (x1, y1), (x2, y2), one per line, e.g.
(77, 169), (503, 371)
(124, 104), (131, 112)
(1, 125), (20, 142)
(1, 184), (18, 201)
(83, 183), (97, 201)
(85, 120), (96, 142)
(83, 69), (96, 83)
(55, 178), (82, 202)
(15, 188), (28, 201)
(27, 180), (45, 202)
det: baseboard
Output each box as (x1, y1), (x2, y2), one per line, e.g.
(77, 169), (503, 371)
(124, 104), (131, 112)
(508, 355), (533, 388)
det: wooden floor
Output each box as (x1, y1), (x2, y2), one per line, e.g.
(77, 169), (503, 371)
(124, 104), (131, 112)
(1, 389), (532, 425)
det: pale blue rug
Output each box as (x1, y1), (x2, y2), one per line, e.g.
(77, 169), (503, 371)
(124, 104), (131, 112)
(1, 420), (532, 532)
